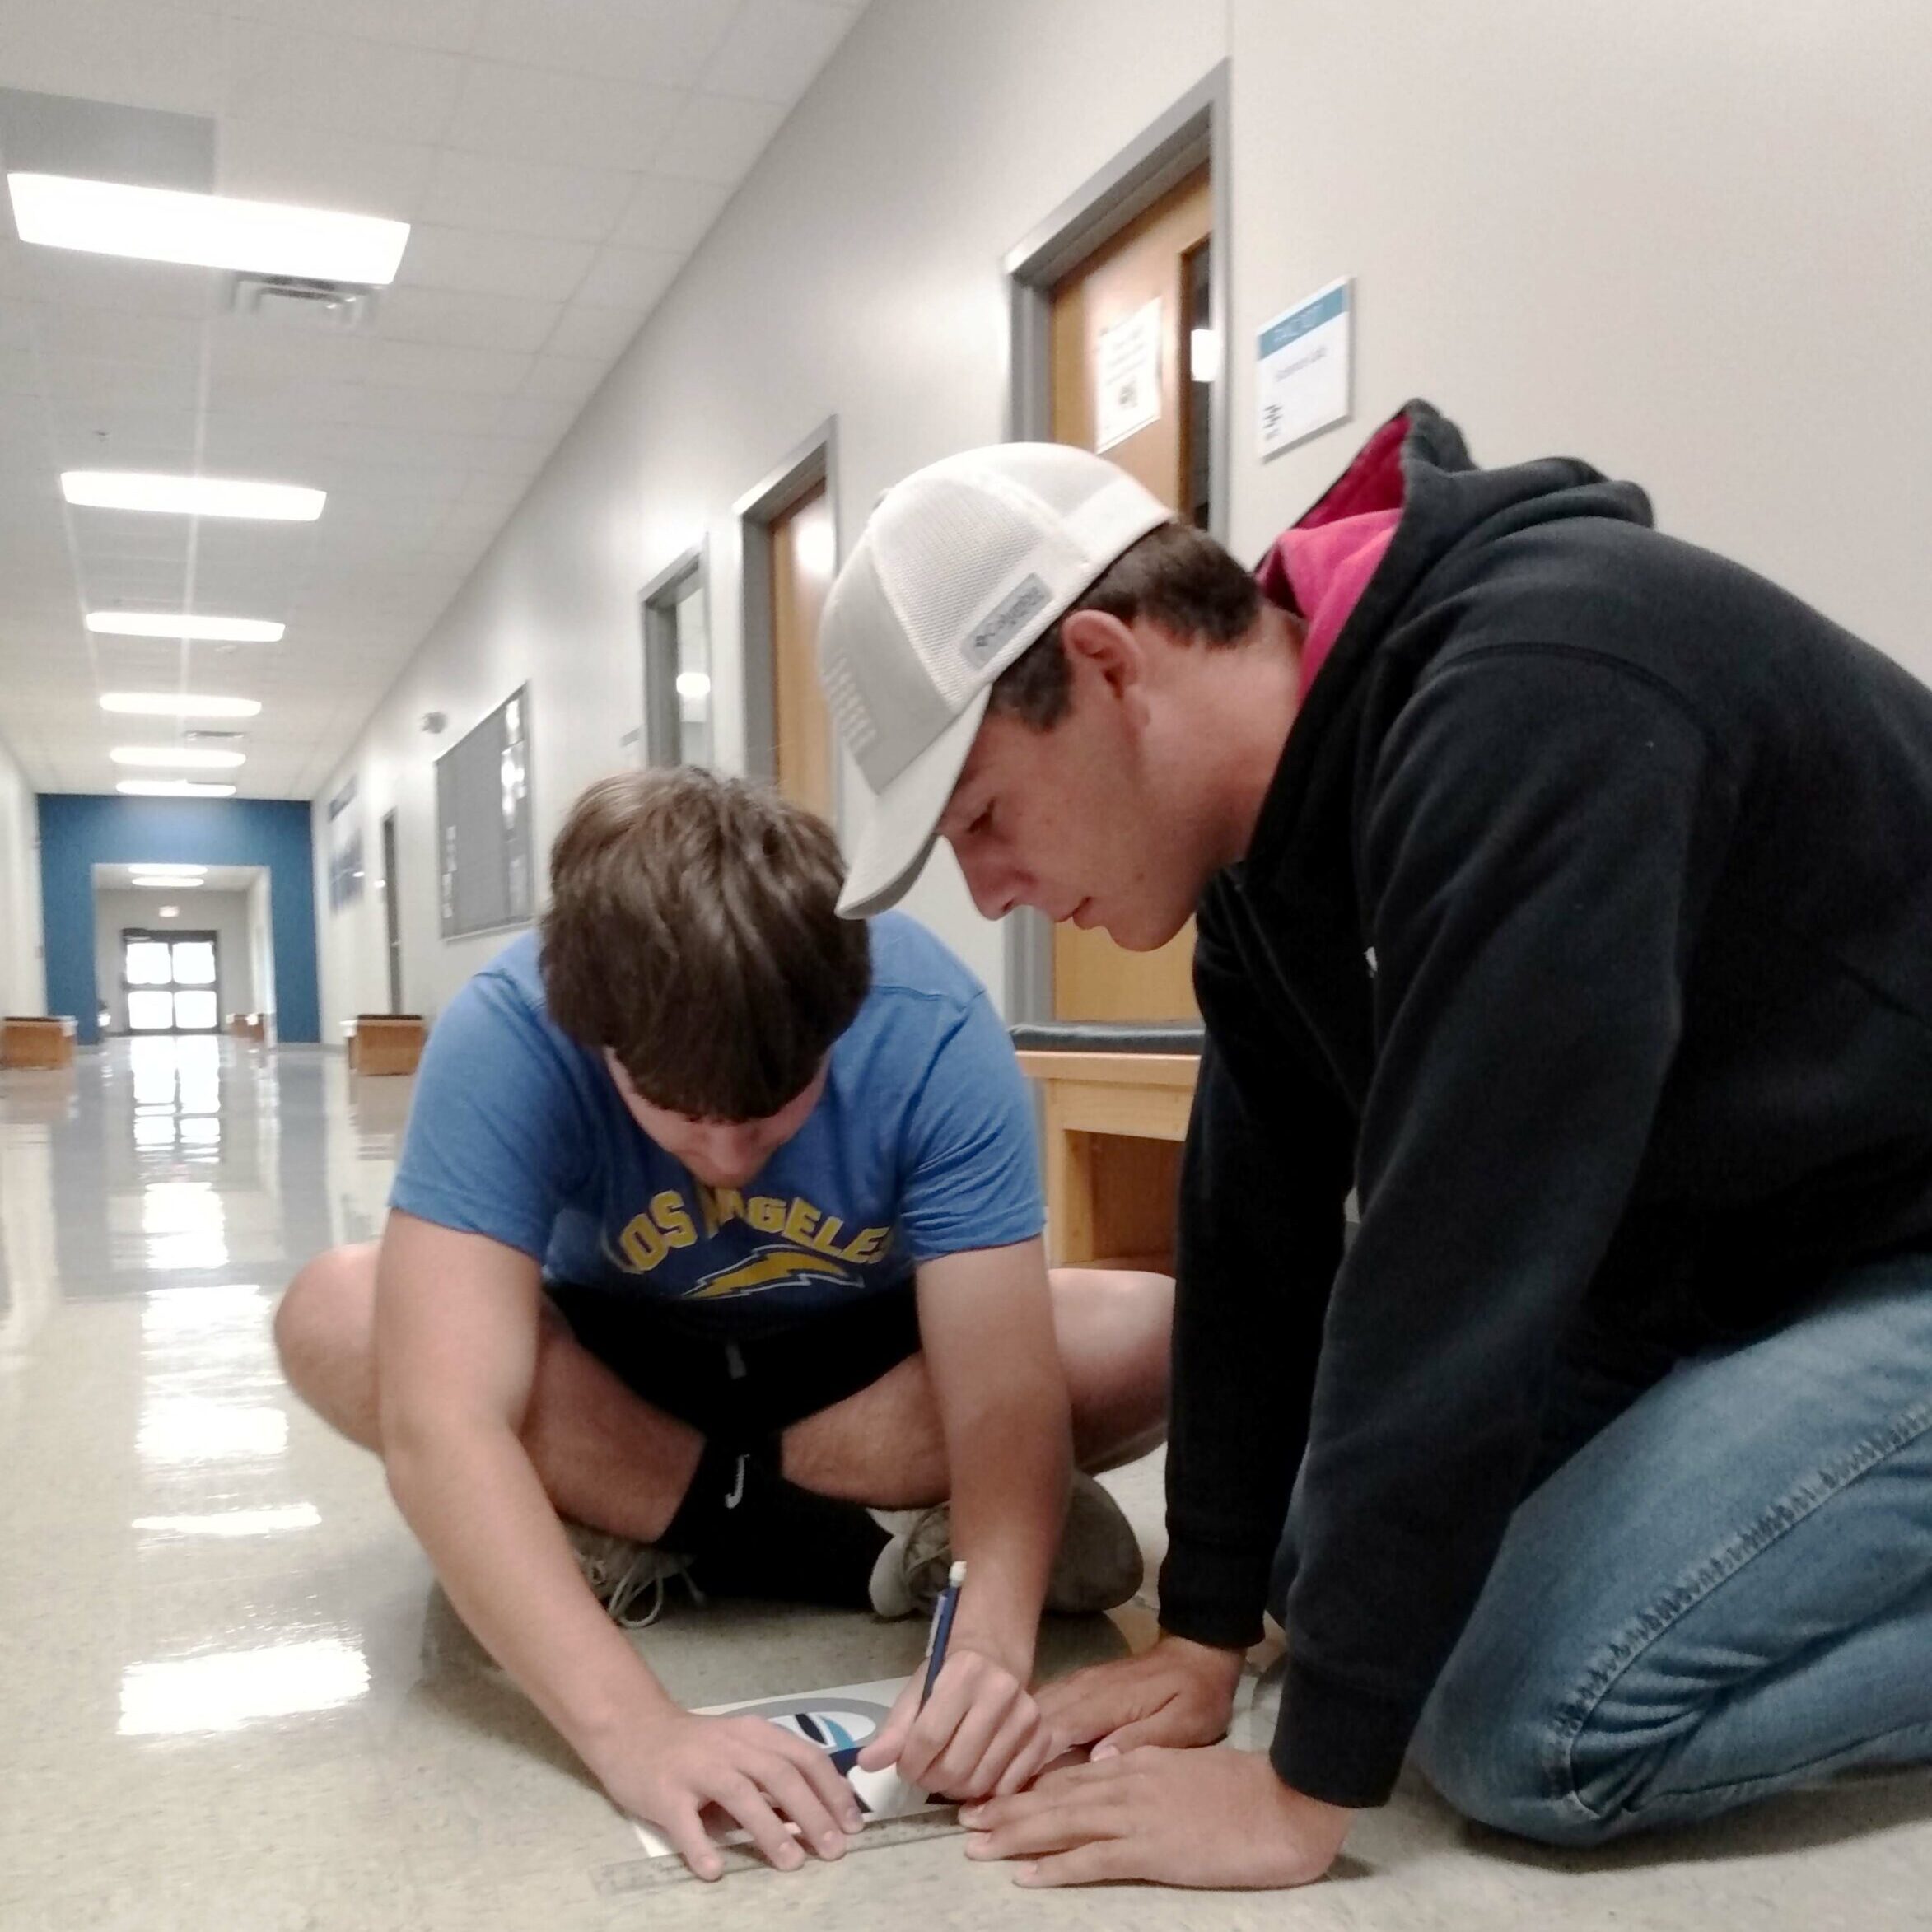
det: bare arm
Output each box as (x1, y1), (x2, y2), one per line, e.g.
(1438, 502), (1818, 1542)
(917, 1235), (1070, 1672)
(861, 1237), (1070, 1798)
(376, 1211), (862, 1874)
(375, 1211), (679, 1756)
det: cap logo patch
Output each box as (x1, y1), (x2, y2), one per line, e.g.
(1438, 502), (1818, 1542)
(964, 573), (1049, 664)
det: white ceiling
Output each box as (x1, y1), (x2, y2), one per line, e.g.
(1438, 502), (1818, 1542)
(0, 0), (868, 798)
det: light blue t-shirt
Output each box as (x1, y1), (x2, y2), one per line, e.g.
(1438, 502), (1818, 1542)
(389, 913), (1043, 1336)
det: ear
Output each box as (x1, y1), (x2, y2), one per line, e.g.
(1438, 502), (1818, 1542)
(1058, 608), (1147, 702)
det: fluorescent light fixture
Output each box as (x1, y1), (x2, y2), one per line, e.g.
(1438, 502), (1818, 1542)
(9, 173), (408, 285)
(133, 876), (203, 889)
(89, 612), (284, 643)
(62, 472), (325, 520)
(115, 779), (237, 798)
(159, 907), (179, 918)
(101, 692), (263, 719)
(124, 864), (206, 877)
(111, 747), (245, 769)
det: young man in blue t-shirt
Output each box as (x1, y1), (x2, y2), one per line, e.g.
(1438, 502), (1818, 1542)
(274, 768), (1171, 1880)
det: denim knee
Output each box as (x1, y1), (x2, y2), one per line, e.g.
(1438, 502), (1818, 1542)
(1411, 1639), (1630, 1849)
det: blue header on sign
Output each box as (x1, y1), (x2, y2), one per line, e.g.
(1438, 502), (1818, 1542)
(1258, 283), (1348, 358)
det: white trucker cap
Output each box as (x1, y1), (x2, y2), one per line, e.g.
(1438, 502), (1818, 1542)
(819, 442), (1174, 918)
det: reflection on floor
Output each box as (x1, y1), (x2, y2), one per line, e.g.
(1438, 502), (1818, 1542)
(2, 1038), (1928, 1930)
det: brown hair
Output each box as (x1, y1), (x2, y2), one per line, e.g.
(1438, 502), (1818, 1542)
(988, 520), (1262, 727)
(541, 768), (870, 1120)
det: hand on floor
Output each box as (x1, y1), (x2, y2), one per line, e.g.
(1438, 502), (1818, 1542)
(609, 1709), (865, 1881)
(959, 1746), (1355, 1890)
(859, 1642), (1058, 1801)
(1035, 1631), (1244, 1757)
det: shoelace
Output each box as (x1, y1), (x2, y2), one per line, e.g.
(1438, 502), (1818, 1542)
(601, 1550), (707, 1631)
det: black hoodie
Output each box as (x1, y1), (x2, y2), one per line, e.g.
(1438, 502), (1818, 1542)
(1156, 403), (1932, 1807)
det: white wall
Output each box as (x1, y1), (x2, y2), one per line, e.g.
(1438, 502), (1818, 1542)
(1225, 0), (1932, 670)
(313, 0), (1227, 1038)
(315, 0), (1932, 1038)
(0, 735), (42, 1015)
(95, 889), (254, 1034)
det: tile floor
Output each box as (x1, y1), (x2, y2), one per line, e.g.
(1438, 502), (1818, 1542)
(3, 1036), (1929, 1929)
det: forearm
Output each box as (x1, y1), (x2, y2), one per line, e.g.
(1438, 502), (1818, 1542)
(945, 1376), (1071, 1674)
(385, 1417), (675, 1767)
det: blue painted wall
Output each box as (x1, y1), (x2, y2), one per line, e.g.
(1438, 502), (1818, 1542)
(37, 794), (320, 1044)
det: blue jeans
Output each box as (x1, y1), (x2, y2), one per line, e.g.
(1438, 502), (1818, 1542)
(1399, 1252), (1932, 1845)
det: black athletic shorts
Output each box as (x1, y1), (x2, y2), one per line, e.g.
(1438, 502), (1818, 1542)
(544, 1281), (923, 1443)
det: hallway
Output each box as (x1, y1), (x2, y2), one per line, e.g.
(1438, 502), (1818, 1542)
(2, 1041), (1930, 1930)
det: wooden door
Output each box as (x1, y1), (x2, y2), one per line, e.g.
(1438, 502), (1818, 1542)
(1048, 166), (1211, 1021)
(769, 478), (837, 820)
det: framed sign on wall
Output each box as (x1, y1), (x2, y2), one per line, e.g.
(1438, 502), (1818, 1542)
(435, 687), (534, 940)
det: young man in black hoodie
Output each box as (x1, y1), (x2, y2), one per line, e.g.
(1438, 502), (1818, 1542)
(814, 410), (1932, 1888)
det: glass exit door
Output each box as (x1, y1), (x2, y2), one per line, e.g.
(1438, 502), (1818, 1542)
(124, 931), (220, 1034)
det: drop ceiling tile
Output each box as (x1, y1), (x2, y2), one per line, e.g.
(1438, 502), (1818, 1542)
(650, 91), (788, 184)
(454, 469), (530, 511)
(200, 375), (364, 424)
(19, 250), (223, 320)
(396, 223), (595, 301)
(519, 351), (605, 400)
(367, 338), (534, 394)
(71, 516), (192, 564)
(0, 297), (42, 349)
(378, 285), (562, 352)
(701, 0), (856, 105)
(49, 408), (200, 467)
(472, 0), (738, 87)
(203, 324), (376, 385)
(0, 388), (51, 441)
(539, 301), (642, 362)
(216, 119), (439, 222)
(0, 0), (229, 116)
(420, 150), (638, 243)
(572, 244), (681, 311)
(464, 435), (551, 475)
(488, 388), (581, 441)
(29, 307), (206, 368)
(216, 0), (487, 54)
(0, 343), (40, 394)
(332, 455), (469, 500)
(442, 62), (679, 171)
(343, 383), (506, 433)
(612, 174), (733, 253)
(40, 355), (203, 413)
(223, 21), (469, 144)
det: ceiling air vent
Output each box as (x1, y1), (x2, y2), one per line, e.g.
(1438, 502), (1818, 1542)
(229, 272), (377, 330)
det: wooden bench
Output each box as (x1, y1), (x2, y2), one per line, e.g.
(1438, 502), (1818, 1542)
(228, 1012), (266, 1043)
(2, 1016), (77, 1070)
(348, 1014), (427, 1076)
(1011, 1023), (1202, 1272)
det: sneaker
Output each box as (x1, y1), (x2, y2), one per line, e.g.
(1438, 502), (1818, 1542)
(870, 1472), (1144, 1620)
(564, 1520), (706, 1630)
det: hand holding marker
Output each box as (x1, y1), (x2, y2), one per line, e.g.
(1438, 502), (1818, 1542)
(921, 1560), (966, 1708)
